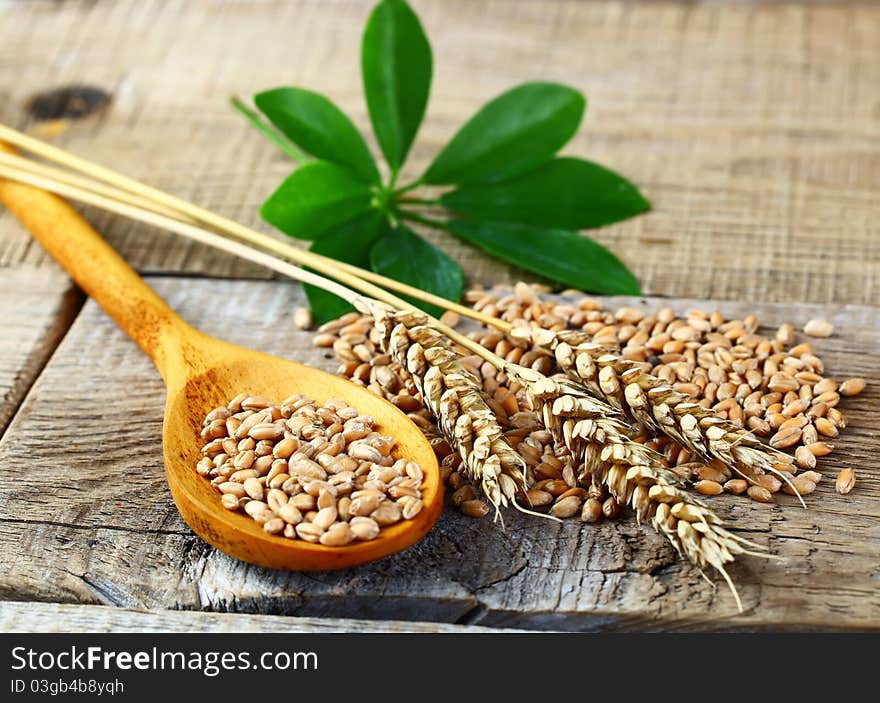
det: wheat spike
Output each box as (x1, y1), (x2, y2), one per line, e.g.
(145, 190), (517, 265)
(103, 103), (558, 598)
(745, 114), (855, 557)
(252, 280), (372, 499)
(504, 362), (758, 609)
(370, 303), (527, 515)
(519, 327), (797, 491)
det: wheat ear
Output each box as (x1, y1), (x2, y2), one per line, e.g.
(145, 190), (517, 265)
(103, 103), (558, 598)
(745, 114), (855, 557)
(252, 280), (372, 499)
(370, 303), (535, 518)
(504, 363), (761, 610)
(518, 328), (800, 499)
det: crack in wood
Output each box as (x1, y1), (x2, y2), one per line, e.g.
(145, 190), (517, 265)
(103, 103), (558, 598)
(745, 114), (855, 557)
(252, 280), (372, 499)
(0, 517), (192, 538)
(0, 272), (84, 440)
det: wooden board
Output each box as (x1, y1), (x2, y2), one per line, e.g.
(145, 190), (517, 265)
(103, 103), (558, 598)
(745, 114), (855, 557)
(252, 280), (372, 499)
(0, 601), (528, 633)
(0, 267), (80, 436)
(0, 276), (876, 631)
(1, 0), (879, 305)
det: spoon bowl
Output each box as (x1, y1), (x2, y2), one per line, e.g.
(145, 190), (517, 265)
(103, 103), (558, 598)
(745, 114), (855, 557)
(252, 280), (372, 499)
(164, 332), (442, 570)
(0, 167), (442, 571)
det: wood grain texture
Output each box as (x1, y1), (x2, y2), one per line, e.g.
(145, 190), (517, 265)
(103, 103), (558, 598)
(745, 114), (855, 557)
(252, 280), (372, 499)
(0, 601), (528, 633)
(0, 276), (876, 631)
(0, 267), (80, 436)
(1, 0), (878, 304)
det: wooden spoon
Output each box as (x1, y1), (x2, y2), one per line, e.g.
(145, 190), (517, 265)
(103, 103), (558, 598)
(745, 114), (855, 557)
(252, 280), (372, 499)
(0, 166), (442, 571)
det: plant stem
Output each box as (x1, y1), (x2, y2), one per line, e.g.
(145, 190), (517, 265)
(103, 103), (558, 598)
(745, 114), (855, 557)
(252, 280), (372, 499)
(386, 167), (400, 191)
(396, 209), (448, 230)
(230, 97), (310, 165)
(0, 158), (361, 306)
(0, 125), (510, 333)
(396, 196), (439, 207)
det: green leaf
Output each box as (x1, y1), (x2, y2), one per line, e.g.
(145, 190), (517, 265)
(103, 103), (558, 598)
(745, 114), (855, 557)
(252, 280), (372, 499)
(304, 212), (389, 324)
(422, 83), (585, 185)
(369, 224), (463, 316)
(361, 0), (432, 171)
(260, 161), (374, 240)
(441, 157), (650, 229)
(254, 87), (380, 184)
(442, 219), (640, 295)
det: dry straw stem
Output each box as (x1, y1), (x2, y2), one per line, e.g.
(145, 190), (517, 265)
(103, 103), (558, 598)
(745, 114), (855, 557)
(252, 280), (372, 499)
(0, 151), (364, 309)
(0, 137), (501, 367)
(0, 142), (511, 375)
(0, 124), (495, 327)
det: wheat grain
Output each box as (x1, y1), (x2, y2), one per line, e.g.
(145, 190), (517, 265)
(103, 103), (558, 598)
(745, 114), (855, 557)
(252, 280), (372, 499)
(835, 468), (856, 495)
(804, 319), (834, 338)
(293, 307), (313, 330)
(838, 378), (866, 396)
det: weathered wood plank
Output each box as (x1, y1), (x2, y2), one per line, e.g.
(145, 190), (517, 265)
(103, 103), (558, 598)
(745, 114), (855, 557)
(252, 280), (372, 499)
(0, 601), (527, 633)
(0, 277), (876, 631)
(0, 267), (80, 436)
(1, 0), (878, 305)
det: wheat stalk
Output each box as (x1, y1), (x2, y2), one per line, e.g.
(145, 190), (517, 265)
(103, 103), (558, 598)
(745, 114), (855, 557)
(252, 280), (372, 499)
(0, 128), (805, 496)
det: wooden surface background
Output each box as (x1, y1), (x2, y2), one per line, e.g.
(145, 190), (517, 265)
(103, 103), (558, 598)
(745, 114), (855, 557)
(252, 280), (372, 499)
(0, 0), (878, 632)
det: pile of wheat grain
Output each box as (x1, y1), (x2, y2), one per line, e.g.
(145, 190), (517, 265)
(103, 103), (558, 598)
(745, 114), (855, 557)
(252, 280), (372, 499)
(196, 393), (426, 545)
(310, 284), (863, 522)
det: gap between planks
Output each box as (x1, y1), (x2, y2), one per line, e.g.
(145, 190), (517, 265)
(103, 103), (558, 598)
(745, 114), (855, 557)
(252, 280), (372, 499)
(0, 267), (82, 439)
(0, 600), (533, 634)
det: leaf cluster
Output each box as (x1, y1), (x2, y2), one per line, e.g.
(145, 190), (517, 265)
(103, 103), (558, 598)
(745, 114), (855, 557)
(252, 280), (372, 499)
(239, 0), (648, 323)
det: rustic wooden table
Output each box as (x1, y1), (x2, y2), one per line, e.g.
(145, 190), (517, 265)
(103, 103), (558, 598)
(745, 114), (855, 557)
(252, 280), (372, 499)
(1, 0), (878, 632)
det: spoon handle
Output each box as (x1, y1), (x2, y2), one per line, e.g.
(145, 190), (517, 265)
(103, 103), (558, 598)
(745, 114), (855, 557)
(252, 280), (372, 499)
(0, 142), (190, 378)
